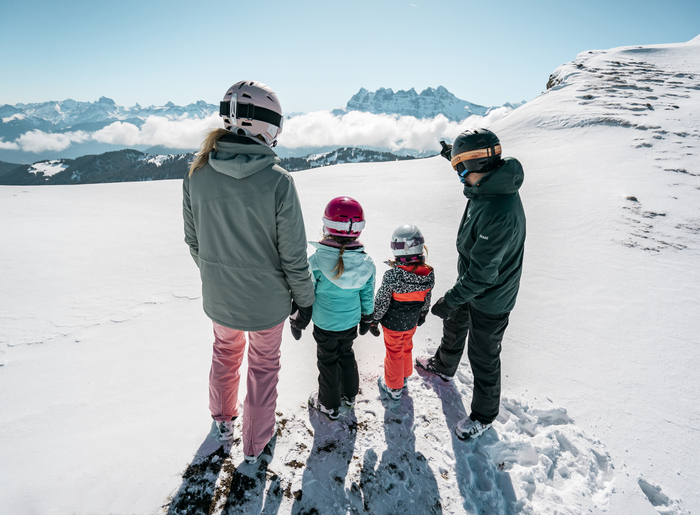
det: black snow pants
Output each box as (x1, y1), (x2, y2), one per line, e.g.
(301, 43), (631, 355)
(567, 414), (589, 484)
(433, 303), (510, 425)
(313, 325), (360, 410)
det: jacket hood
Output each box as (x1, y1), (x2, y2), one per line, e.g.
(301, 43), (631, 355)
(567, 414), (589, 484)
(208, 140), (281, 179)
(309, 241), (375, 289)
(394, 266), (435, 288)
(463, 157), (524, 199)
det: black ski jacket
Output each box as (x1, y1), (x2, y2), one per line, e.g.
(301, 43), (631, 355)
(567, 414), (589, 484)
(443, 157), (526, 315)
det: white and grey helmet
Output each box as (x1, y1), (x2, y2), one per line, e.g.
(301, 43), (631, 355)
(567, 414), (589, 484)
(219, 80), (284, 147)
(390, 224), (425, 258)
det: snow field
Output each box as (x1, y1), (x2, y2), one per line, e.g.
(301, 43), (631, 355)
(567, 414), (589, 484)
(163, 342), (616, 515)
(2, 36), (699, 515)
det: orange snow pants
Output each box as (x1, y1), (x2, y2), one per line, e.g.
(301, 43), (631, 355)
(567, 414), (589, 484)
(383, 326), (417, 389)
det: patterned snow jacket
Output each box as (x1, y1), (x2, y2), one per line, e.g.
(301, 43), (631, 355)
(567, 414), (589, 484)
(373, 263), (435, 332)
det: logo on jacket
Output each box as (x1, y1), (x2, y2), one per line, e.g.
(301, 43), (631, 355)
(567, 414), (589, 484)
(479, 234), (489, 240)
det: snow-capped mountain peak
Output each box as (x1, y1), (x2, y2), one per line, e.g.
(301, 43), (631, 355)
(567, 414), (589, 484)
(335, 85), (522, 121)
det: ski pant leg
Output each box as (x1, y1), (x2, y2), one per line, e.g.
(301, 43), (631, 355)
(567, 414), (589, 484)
(242, 321), (284, 458)
(383, 327), (417, 389)
(403, 327), (416, 380)
(467, 306), (510, 425)
(434, 303), (471, 377)
(336, 326), (360, 400)
(209, 322), (246, 422)
(313, 326), (342, 410)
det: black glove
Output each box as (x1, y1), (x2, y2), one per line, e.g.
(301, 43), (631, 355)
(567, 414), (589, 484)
(439, 140), (453, 162)
(289, 301), (313, 340)
(369, 322), (381, 337)
(359, 314), (373, 335)
(431, 297), (455, 320)
(417, 312), (427, 326)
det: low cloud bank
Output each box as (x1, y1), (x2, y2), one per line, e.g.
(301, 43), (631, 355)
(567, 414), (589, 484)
(2, 108), (516, 154)
(280, 108), (513, 151)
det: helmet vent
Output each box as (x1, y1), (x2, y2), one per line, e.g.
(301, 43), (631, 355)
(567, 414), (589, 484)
(241, 121), (252, 126)
(241, 93), (252, 99)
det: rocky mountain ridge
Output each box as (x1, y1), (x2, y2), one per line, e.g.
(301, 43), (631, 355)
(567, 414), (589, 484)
(333, 86), (523, 121)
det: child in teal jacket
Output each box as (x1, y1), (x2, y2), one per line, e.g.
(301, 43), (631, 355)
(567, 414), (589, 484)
(292, 197), (375, 420)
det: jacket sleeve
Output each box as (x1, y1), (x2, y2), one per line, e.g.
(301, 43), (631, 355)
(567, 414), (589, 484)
(182, 174), (199, 267)
(359, 268), (376, 316)
(372, 269), (395, 322)
(444, 215), (512, 308)
(275, 174), (315, 308)
(421, 289), (433, 314)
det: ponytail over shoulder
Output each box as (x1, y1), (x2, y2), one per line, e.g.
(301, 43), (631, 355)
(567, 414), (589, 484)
(188, 128), (231, 177)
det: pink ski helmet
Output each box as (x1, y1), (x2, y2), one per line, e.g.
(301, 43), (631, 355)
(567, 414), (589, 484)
(219, 80), (284, 147)
(322, 197), (366, 237)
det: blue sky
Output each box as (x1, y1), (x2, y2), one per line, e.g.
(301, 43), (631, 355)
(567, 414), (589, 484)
(1, 0), (698, 112)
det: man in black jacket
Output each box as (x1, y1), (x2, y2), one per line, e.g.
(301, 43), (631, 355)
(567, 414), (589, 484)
(416, 129), (526, 440)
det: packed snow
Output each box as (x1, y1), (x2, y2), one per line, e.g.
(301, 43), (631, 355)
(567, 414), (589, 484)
(1, 36), (699, 514)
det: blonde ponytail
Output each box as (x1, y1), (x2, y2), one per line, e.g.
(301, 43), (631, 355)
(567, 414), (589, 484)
(332, 241), (348, 279)
(188, 128), (231, 177)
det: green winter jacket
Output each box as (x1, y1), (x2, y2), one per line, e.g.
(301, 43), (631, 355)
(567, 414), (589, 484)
(183, 137), (315, 331)
(443, 157), (526, 315)
(308, 241), (376, 332)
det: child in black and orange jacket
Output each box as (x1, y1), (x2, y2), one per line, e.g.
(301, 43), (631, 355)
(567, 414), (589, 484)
(368, 224), (435, 400)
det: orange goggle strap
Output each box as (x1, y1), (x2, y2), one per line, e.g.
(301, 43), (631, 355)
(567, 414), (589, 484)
(451, 144), (502, 170)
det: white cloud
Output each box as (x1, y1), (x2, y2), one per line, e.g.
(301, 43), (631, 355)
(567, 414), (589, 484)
(15, 130), (91, 153)
(91, 114), (220, 149)
(0, 138), (20, 150)
(278, 108), (516, 151)
(5, 108), (518, 154)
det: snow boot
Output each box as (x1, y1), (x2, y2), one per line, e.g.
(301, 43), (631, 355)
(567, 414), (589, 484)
(341, 395), (356, 407)
(455, 416), (492, 440)
(244, 423), (277, 464)
(215, 417), (237, 442)
(415, 356), (453, 382)
(308, 391), (340, 420)
(379, 376), (402, 401)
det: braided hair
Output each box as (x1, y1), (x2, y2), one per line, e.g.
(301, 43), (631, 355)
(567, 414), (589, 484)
(321, 234), (357, 279)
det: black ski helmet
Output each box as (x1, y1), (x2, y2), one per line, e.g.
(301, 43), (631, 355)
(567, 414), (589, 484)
(450, 128), (502, 176)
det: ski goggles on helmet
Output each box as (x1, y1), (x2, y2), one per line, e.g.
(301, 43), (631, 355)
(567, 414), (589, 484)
(390, 236), (425, 250)
(219, 94), (284, 129)
(322, 217), (366, 234)
(450, 145), (502, 171)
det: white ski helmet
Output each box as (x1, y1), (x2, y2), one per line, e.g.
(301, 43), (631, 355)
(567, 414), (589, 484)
(390, 224), (425, 258)
(219, 80), (284, 147)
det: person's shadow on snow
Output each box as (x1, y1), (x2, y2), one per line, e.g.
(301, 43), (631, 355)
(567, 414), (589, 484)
(165, 422), (283, 515)
(359, 384), (443, 514)
(291, 408), (360, 514)
(417, 368), (517, 514)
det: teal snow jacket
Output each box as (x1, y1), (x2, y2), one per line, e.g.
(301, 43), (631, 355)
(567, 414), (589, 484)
(308, 241), (376, 332)
(183, 137), (315, 331)
(443, 157), (526, 315)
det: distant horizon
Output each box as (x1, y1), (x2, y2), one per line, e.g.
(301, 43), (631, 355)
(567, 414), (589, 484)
(4, 84), (520, 113)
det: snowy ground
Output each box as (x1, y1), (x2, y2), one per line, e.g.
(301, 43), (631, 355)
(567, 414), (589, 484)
(1, 37), (698, 514)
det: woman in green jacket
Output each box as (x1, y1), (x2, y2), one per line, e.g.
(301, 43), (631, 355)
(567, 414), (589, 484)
(183, 81), (314, 464)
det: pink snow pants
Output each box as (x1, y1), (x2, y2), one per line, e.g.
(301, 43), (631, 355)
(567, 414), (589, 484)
(209, 320), (284, 457)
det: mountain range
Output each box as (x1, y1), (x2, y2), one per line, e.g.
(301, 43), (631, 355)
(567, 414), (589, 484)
(0, 87), (522, 164)
(0, 147), (425, 185)
(333, 86), (524, 121)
